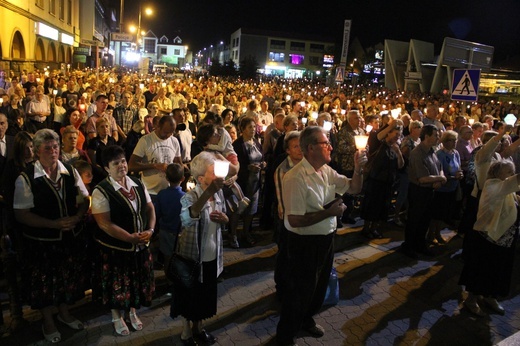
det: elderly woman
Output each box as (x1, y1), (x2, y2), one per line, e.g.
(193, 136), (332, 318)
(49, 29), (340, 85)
(13, 129), (89, 343)
(232, 117), (265, 246)
(459, 159), (520, 316)
(429, 131), (464, 243)
(60, 125), (91, 165)
(91, 145), (155, 336)
(171, 151), (227, 345)
(360, 125), (404, 238)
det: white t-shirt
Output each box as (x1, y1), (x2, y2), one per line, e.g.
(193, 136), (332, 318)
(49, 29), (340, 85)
(132, 131), (181, 194)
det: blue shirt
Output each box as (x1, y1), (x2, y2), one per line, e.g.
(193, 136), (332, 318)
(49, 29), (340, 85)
(155, 185), (185, 233)
(436, 149), (461, 192)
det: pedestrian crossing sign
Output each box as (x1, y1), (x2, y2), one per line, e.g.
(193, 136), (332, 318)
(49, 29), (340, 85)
(451, 69), (481, 102)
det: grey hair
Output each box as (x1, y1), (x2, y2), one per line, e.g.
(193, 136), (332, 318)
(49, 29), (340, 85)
(440, 130), (458, 144)
(487, 159), (515, 180)
(190, 151), (217, 181)
(300, 126), (325, 154)
(283, 131), (300, 151)
(481, 130), (498, 145)
(33, 129), (60, 152)
(409, 120), (423, 131)
(347, 110), (360, 121)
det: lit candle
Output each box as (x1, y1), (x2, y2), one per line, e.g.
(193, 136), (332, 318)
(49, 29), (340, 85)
(301, 117), (308, 124)
(214, 160), (230, 178)
(53, 89), (58, 96)
(323, 121), (332, 131)
(354, 135), (369, 150)
(310, 112), (318, 120)
(79, 104), (86, 112)
(186, 176), (196, 191)
(366, 125), (373, 133)
(468, 118), (475, 125)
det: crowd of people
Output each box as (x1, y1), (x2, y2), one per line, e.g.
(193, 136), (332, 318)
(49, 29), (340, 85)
(0, 66), (520, 345)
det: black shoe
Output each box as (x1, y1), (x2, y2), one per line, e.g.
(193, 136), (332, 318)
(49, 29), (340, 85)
(399, 245), (418, 259)
(180, 337), (198, 346)
(303, 324), (325, 338)
(418, 247), (435, 257)
(342, 216), (357, 225)
(193, 330), (216, 344)
(371, 230), (383, 239)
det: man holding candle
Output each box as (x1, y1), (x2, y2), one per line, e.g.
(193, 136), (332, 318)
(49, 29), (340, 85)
(400, 124), (446, 258)
(333, 109), (365, 224)
(276, 126), (366, 346)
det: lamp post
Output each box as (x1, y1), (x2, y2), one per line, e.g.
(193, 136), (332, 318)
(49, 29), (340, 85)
(135, 4), (152, 54)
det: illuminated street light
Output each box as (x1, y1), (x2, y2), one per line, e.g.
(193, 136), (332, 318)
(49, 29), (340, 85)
(137, 4), (153, 53)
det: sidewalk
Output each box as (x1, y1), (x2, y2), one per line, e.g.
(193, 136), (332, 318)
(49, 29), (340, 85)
(3, 221), (520, 345)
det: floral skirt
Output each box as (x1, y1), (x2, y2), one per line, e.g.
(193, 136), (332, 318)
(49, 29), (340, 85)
(23, 233), (88, 310)
(93, 245), (155, 310)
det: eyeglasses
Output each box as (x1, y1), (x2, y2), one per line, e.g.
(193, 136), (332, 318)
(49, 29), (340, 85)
(315, 141), (332, 148)
(42, 144), (60, 152)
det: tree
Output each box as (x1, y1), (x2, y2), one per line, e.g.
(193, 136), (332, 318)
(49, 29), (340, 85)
(209, 58), (222, 76)
(221, 59), (237, 77)
(239, 55), (259, 79)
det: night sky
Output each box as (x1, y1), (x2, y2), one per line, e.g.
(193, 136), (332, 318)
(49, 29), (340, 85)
(123, 0), (520, 64)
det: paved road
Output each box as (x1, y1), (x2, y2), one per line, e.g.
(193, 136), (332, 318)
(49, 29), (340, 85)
(2, 222), (520, 345)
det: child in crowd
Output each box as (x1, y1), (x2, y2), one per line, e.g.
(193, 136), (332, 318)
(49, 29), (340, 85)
(73, 160), (94, 195)
(155, 163), (186, 267)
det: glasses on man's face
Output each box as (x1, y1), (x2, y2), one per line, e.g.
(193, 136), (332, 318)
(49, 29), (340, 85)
(43, 144), (60, 152)
(315, 141), (332, 148)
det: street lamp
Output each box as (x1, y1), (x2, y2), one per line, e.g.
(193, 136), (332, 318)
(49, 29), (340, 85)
(136, 4), (152, 53)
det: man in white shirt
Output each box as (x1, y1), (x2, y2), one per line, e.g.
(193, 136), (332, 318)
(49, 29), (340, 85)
(276, 126), (365, 346)
(128, 115), (182, 198)
(26, 90), (50, 131)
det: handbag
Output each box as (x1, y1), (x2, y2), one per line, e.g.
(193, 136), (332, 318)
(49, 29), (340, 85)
(166, 252), (200, 288)
(323, 267), (339, 306)
(166, 190), (203, 288)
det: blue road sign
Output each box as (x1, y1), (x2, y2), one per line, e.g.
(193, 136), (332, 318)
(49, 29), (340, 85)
(451, 69), (481, 102)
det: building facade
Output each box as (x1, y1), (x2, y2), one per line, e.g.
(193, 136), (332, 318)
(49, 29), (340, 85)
(230, 28), (335, 79)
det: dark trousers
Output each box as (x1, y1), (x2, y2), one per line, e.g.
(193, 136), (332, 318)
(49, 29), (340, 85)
(274, 221), (288, 299)
(30, 119), (47, 131)
(276, 231), (334, 345)
(403, 183), (434, 252)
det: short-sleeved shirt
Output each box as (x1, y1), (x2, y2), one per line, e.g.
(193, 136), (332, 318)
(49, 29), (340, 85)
(282, 157), (350, 235)
(132, 131), (181, 195)
(408, 143), (442, 187)
(14, 160), (89, 209)
(86, 112), (118, 136)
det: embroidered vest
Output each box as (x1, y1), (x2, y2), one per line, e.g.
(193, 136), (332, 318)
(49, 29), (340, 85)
(94, 176), (148, 251)
(20, 162), (80, 241)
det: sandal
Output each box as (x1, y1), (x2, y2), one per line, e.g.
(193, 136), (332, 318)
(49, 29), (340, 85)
(129, 312), (143, 331)
(42, 325), (61, 343)
(112, 317), (130, 336)
(57, 314), (84, 330)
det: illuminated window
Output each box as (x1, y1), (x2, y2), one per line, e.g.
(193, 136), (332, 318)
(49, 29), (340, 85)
(289, 54), (304, 65)
(269, 52), (285, 63)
